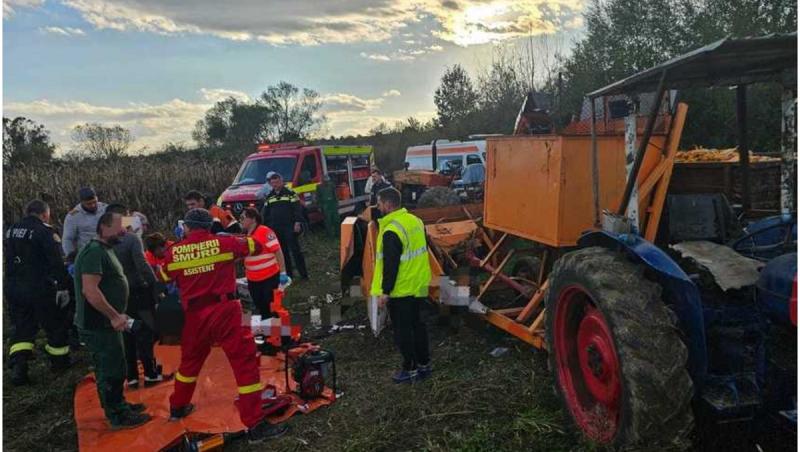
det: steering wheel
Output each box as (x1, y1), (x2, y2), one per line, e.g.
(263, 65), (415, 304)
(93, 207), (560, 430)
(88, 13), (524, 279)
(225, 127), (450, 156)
(730, 219), (797, 261)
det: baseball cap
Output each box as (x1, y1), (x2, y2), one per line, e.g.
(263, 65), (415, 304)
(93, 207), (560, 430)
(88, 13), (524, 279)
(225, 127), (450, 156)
(266, 171), (281, 180)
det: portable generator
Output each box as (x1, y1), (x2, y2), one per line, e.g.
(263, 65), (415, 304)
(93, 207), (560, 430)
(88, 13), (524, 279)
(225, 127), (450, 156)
(284, 344), (336, 401)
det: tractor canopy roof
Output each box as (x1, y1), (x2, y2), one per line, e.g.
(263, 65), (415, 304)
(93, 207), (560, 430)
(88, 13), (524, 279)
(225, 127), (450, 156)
(589, 33), (797, 98)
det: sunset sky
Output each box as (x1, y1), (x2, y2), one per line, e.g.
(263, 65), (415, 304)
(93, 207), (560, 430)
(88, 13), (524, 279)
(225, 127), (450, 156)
(3, 0), (586, 152)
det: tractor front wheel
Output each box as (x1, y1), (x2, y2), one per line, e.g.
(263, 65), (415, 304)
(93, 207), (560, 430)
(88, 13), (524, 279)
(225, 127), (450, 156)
(545, 247), (694, 450)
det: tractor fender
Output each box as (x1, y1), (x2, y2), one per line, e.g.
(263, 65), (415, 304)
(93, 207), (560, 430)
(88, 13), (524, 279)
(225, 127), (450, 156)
(578, 230), (708, 388)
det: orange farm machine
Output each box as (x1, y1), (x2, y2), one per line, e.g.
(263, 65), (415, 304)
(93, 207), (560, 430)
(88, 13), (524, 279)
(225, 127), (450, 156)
(341, 34), (797, 449)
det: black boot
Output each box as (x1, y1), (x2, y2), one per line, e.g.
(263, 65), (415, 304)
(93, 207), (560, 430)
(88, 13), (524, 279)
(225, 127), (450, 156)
(11, 359), (29, 386)
(248, 421), (289, 443)
(169, 403), (195, 421)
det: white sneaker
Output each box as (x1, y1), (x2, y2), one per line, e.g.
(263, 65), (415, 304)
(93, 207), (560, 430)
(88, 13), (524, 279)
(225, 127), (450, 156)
(126, 378), (139, 389)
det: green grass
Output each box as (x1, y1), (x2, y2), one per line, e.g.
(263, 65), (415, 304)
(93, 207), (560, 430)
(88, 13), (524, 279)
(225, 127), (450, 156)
(3, 231), (584, 452)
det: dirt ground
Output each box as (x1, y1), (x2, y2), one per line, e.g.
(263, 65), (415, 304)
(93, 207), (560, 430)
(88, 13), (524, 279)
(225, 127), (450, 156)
(2, 231), (590, 452)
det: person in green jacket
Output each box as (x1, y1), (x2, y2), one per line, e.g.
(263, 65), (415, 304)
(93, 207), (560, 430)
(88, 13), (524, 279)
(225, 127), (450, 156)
(371, 187), (433, 384)
(74, 210), (151, 430)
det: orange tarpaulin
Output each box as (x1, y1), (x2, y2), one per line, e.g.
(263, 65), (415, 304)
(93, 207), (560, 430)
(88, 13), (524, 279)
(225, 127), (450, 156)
(75, 345), (333, 451)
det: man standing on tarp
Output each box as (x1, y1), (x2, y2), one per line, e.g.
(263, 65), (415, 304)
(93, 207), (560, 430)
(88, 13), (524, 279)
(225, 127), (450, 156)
(74, 210), (152, 430)
(160, 208), (288, 443)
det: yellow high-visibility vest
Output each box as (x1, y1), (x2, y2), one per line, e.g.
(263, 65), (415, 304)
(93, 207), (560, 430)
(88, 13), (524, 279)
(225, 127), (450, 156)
(370, 208), (431, 298)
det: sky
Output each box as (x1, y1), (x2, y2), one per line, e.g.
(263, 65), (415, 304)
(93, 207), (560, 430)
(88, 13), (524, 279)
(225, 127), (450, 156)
(3, 0), (586, 153)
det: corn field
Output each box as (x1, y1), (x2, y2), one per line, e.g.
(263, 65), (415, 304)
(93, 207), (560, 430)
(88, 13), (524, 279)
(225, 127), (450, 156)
(3, 150), (246, 234)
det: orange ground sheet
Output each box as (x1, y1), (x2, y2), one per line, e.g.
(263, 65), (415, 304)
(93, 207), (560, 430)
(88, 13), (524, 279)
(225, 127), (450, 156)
(74, 345), (333, 451)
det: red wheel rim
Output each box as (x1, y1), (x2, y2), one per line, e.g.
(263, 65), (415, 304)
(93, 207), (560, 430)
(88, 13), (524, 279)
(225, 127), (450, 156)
(553, 285), (621, 443)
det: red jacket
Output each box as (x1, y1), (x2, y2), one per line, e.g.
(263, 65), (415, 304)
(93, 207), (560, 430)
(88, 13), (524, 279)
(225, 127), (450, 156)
(161, 230), (260, 308)
(145, 240), (174, 267)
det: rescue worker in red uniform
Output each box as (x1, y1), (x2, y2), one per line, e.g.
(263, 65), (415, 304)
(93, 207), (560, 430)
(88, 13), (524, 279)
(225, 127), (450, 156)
(160, 208), (288, 442)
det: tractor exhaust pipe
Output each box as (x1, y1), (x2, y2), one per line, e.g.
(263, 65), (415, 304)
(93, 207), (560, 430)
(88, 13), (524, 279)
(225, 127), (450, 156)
(431, 139), (439, 172)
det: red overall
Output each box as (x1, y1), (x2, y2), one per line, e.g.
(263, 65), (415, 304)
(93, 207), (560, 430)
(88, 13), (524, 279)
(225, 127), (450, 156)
(161, 229), (264, 428)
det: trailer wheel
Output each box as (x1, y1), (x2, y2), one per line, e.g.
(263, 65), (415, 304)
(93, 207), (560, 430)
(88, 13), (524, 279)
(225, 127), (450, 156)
(545, 247), (693, 450)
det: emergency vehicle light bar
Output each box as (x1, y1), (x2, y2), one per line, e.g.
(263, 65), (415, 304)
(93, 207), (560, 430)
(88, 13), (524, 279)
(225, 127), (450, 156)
(257, 142), (307, 152)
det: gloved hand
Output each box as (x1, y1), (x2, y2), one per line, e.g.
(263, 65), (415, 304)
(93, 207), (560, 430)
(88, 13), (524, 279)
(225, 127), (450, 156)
(166, 282), (179, 296)
(66, 263), (75, 277)
(173, 221), (185, 240)
(279, 272), (292, 290)
(56, 290), (70, 308)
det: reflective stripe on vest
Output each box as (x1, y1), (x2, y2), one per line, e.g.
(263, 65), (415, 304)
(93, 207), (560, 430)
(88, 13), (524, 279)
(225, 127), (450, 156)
(245, 256), (278, 271)
(370, 208), (432, 298)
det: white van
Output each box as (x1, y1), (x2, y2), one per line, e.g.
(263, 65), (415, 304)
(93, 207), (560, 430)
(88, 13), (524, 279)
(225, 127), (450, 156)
(404, 139), (486, 174)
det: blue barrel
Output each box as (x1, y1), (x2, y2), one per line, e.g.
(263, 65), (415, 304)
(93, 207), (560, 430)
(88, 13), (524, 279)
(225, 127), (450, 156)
(757, 253), (797, 326)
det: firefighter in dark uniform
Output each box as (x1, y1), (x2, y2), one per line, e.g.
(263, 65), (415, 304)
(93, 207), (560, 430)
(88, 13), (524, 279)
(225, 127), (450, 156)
(5, 199), (72, 385)
(260, 172), (309, 280)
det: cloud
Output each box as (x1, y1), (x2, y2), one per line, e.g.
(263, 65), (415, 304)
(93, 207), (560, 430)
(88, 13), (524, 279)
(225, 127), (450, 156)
(40, 26), (87, 37)
(61, 0), (417, 45)
(3, 0), (43, 18)
(199, 88), (251, 103)
(359, 52), (392, 61)
(327, 110), (437, 138)
(4, 88), (406, 151)
(320, 93), (384, 114)
(55, 0), (584, 47)
(360, 43), (445, 62)
(431, 0), (584, 46)
(4, 97), (209, 152)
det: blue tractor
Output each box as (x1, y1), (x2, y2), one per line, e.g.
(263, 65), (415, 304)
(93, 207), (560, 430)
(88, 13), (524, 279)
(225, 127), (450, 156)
(541, 34), (797, 449)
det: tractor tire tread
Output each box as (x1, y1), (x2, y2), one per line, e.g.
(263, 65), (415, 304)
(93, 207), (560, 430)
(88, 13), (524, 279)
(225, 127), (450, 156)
(545, 246), (694, 451)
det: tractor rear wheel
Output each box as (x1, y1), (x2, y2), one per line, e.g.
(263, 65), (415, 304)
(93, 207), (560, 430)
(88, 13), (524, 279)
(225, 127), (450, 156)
(545, 247), (693, 450)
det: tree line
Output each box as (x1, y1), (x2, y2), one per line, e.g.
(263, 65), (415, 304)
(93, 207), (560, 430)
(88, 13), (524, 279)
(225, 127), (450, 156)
(4, 0), (795, 172)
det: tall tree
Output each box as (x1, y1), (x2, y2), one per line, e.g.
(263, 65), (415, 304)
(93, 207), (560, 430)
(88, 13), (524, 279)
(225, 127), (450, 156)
(259, 81), (324, 142)
(556, 0), (796, 150)
(475, 55), (528, 134)
(3, 117), (56, 167)
(71, 123), (133, 159)
(192, 97), (239, 147)
(434, 65), (478, 131)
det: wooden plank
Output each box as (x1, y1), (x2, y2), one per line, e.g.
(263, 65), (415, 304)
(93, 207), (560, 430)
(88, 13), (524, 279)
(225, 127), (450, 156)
(494, 307), (524, 316)
(412, 203), (483, 223)
(528, 309), (546, 332)
(477, 227), (494, 250)
(537, 249), (549, 286)
(477, 249), (515, 300)
(516, 279), (549, 323)
(645, 103), (688, 242)
(638, 159), (668, 201)
(480, 233), (508, 268)
(483, 310), (545, 349)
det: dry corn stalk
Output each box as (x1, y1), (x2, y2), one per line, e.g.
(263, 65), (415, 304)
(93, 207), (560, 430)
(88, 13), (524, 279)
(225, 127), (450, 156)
(676, 146), (781, 163)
